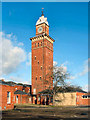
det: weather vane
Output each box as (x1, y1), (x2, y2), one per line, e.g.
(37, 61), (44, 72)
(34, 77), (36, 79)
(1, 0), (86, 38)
(42, 8), (44, 16)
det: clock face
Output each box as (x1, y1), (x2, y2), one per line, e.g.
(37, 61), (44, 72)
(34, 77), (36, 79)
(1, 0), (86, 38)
(38, 27), (43, 33)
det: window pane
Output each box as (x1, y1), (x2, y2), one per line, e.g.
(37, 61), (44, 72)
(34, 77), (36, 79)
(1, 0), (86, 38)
(7, 92), (11, 104)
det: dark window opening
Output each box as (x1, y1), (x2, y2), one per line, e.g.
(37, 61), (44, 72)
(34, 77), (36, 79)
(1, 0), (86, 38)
(41, 42), (42, 46)
(38, 43), (39, 47)
(35, 56), (36, 60)
(41, 66), (42, 70)
(36, 77), (37, 80)
(82, 95), (88, 98)
(35, 43), (36, 47)
(88, 95), (90, 98)
(40, 77), (41, 80)
(38, 61), (39, 64)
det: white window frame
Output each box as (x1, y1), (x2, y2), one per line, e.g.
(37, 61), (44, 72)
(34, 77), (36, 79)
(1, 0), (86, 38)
(33, 89), (36, 94)
(29, 98), (31, 102)
(7, 92), (11, 104)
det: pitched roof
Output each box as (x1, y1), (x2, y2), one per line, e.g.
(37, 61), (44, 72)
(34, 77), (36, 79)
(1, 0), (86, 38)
(0, 80), (15, 86)
(0, 80), (31, 87)
(36, 15), (49, 26)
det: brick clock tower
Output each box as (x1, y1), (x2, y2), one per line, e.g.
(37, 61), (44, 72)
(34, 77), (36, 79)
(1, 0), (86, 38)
(30, 11), (55, 95)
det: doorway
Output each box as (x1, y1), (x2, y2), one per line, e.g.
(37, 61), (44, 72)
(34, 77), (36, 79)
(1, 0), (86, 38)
(16, 96), (18, 104)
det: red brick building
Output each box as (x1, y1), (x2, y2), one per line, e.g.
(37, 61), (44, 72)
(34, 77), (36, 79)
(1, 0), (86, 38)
(0, 79), (32, 110)
(76, 92), (90, 106)
(0, 12), (90, 110)
(0, 80), (14, 110)
(30, 11), (55, 105)
(30, 11), (54, 104)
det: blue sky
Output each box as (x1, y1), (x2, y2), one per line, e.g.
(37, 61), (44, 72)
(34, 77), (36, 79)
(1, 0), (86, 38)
(1, 2), (88, 91)
(1, 0), (90, 2)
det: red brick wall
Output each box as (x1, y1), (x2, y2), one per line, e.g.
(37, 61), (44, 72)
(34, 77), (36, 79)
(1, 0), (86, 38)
(0, 83), (31, 110)
(32, 22), (54, 95)
(14, 94), (29, 104)
(76, 92), (90, 106)
(14, 85), (31, 104)
(0, 84), (14, 110)
(32, 38), (53, 94)
(0, 85), (2, 110)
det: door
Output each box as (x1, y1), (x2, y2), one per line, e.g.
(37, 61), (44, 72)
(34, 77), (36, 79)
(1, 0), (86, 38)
(16, 96), (18, 104)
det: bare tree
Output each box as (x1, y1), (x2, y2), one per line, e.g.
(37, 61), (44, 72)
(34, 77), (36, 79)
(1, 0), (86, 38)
(41, 63), (70, 105)
(52, 64), (69, 104)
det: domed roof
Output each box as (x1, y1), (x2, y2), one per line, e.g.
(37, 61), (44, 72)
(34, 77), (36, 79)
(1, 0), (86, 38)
(36, 15), (49, 26)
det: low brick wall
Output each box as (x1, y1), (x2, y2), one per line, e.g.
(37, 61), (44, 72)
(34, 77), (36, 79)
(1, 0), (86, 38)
(53, 92), (76, 106)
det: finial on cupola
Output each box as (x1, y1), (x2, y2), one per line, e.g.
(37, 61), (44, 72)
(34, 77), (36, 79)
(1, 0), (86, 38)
(41, 8), (44, 16)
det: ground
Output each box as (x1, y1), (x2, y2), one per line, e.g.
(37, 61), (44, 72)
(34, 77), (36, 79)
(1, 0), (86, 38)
(1, 104), (89, 120)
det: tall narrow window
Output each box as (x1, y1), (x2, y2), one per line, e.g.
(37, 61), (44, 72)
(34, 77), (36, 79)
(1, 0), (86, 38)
(41, 42), (42, 46)
(7, 92), (11, 104)
(36, 77), (37, 80)
(41, 66), (42, 70)
(40, 77), (41, 80)
(16, 96), (18, 104)
(38, 43), (39, 47)
(33, 89), (36, 94)
(35, 43), (36, 47)
(35, 56), (36, 60)
(29, 98), (31, 102)
(38, 61), (39, 64)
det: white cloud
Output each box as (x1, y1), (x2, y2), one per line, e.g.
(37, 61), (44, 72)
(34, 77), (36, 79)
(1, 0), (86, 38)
(69, 75), (77, 80)
(26, 52), (31, 66)
(0, 32), (26, 75)
(18, 42), (24, 46)
(82, 84), (90, 92)
(79, 59), (88, 76)
(53, 61), (68, 76)
(9, 76), (23, 83)
(6, 33), (13, 38)
(61, 61), (69, 66)
(23, 81), (30, 85)
(69, 59), (89, 80)
(8, 76), (30, 85)
(53, 61), (58, 66)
